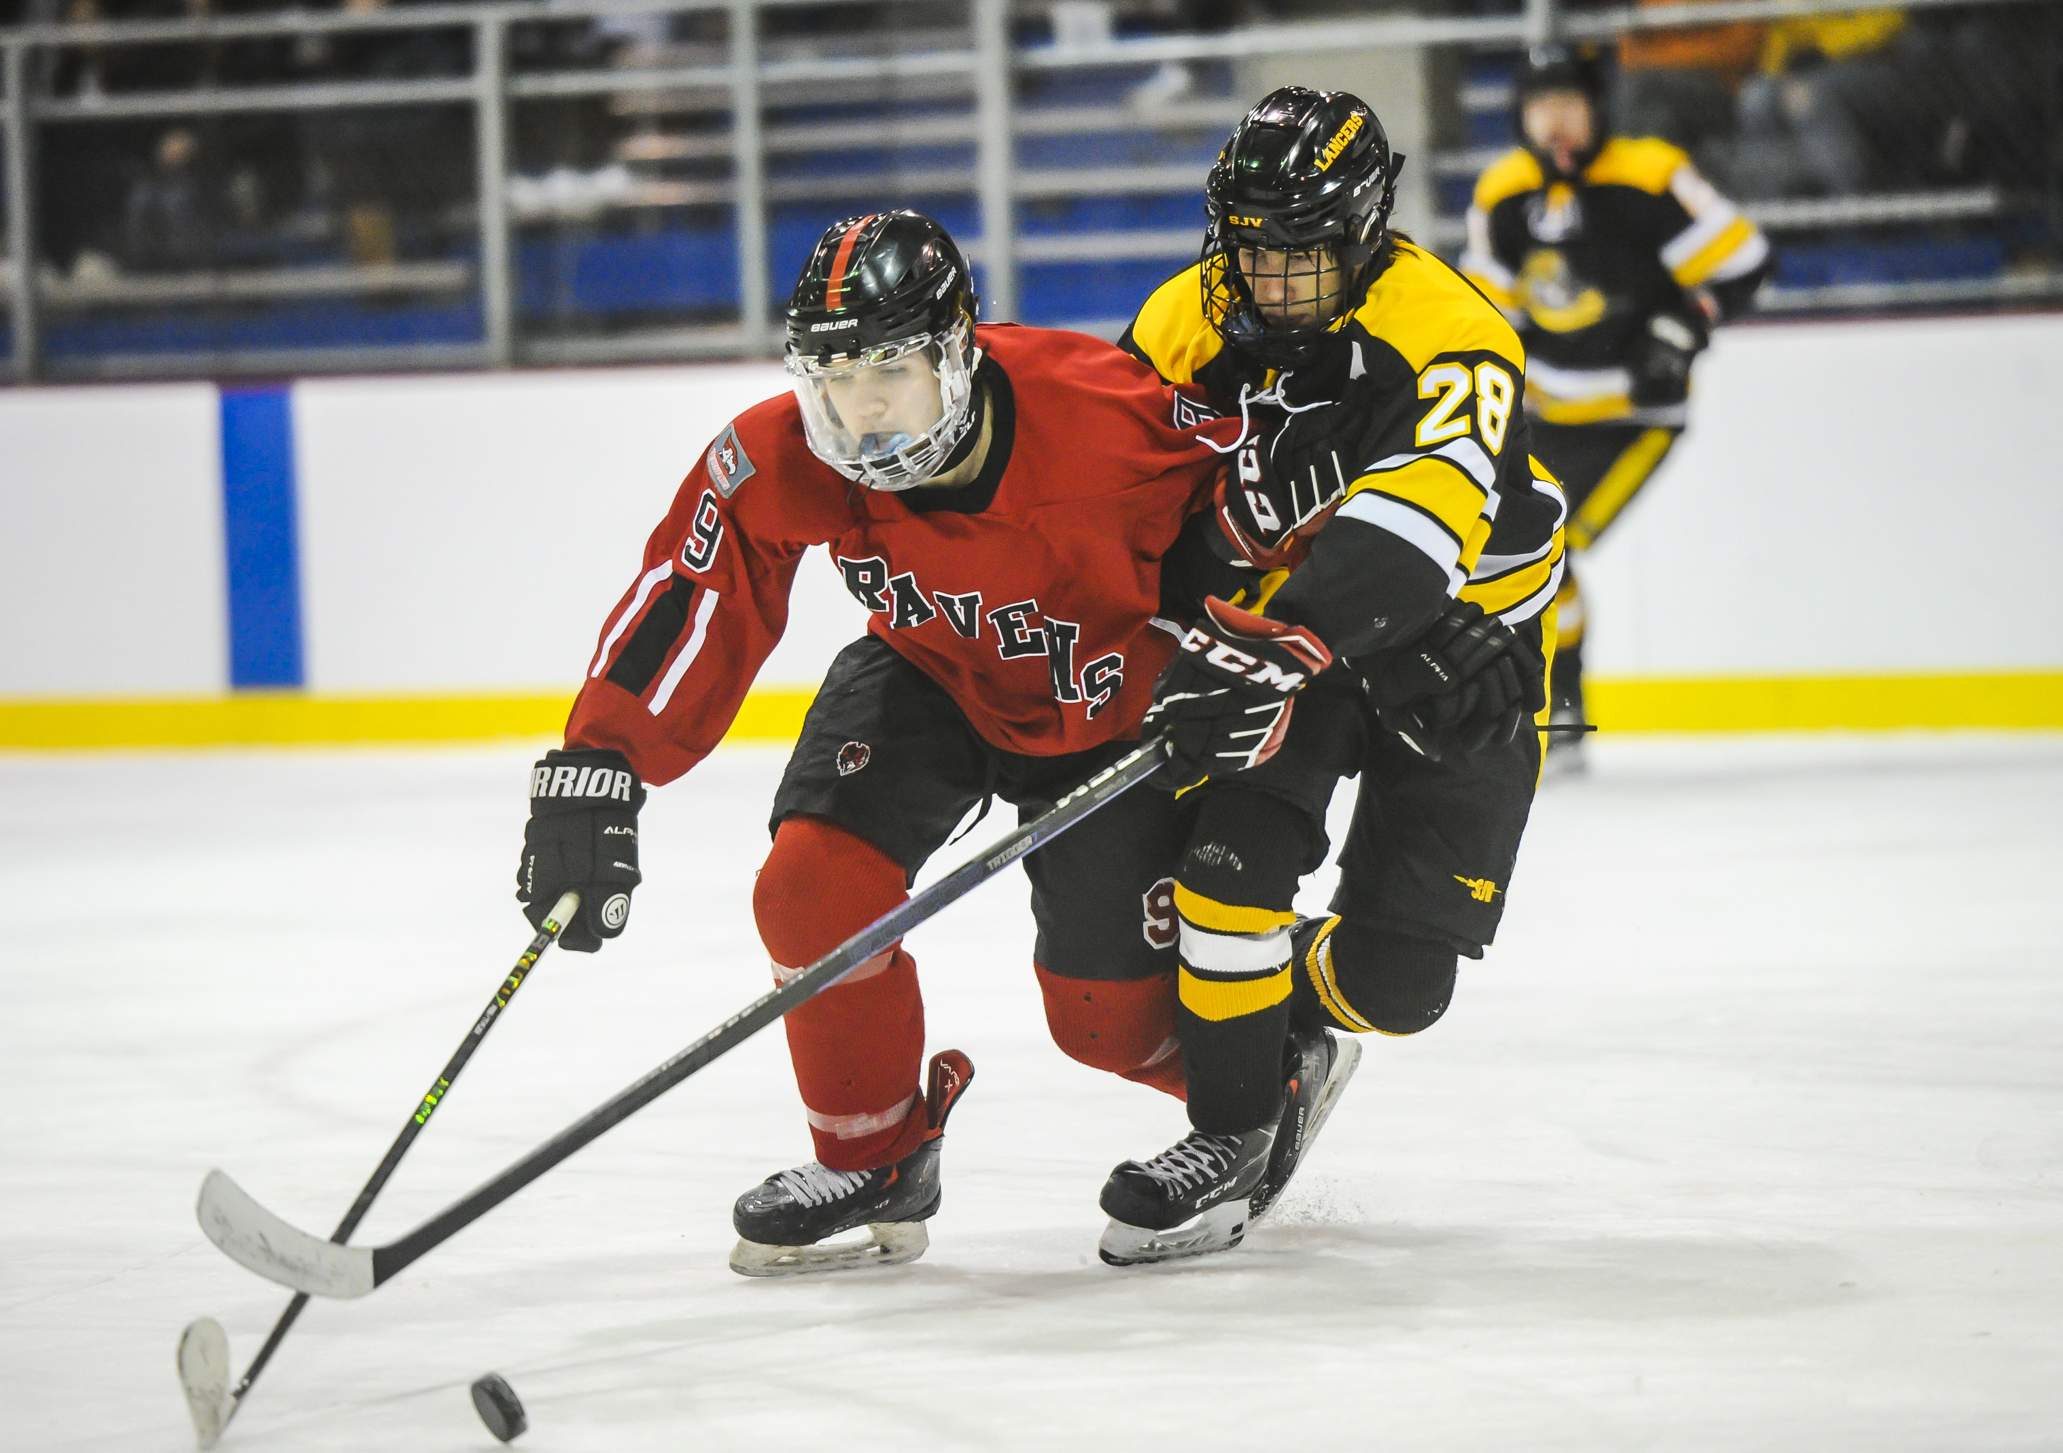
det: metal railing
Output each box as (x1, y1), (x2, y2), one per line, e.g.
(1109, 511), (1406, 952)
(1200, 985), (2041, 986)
(2, 0), (2056, 382)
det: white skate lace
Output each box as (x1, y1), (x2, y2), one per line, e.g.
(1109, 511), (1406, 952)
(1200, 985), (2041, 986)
(774, 1162), (873, 1208)
(1135, 1132), (1243, 1194)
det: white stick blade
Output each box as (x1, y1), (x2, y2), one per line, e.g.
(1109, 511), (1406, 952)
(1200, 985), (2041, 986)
(176, 1317), (233, 1449)
(196, 1169), (375, 1299)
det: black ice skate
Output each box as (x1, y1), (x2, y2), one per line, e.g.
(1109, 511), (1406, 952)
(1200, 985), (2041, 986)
(729, 1049), (973, 1278)
(1248, 1024), (1362, 1224)
(1096, 1125), (1275, 1267)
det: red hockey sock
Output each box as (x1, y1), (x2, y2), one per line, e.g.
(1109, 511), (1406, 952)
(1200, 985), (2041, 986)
(755, 817), (927, 1171)
(1035, 965), (1186, 1101)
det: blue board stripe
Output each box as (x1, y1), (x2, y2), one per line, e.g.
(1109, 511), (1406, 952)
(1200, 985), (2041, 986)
(219, 386), (306, 689)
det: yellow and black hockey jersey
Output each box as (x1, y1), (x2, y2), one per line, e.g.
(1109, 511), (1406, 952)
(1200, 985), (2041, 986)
(1122, 239), (1566, 659)
(1460, 138), (1770, 426)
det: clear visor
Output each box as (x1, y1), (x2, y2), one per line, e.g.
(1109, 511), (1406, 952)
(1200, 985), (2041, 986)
(786, 319), (980, 491)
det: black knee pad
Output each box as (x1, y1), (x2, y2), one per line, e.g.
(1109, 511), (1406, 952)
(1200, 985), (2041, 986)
(1323, 920), (1459, 1036)
(1176, 787), (1319, 915)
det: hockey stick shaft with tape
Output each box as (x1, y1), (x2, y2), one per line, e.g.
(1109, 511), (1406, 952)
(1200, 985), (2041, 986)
(197, 739), (1170, 1300)
(179, 891), (579, 1445)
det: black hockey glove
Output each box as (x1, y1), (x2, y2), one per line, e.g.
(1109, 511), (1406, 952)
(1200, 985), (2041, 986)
(1361, 600), (1545, 762)
(1216, 400), (1368, 570)
(516, 747), (645, 952)
(1627, 311), (1708, 409)
(1143, 597), (1334, 792)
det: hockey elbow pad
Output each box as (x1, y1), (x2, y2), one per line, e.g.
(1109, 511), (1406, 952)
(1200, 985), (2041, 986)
(1142, 597), (1333, 791)
(518, 747), (646, 952)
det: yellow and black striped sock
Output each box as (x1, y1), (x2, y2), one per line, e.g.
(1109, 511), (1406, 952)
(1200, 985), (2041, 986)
(1292, 915), (1378, 1035)
(1174, 883), (1297, 1133)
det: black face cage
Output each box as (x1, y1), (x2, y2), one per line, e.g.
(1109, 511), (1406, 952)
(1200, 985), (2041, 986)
(1199, 165), (1399, 368)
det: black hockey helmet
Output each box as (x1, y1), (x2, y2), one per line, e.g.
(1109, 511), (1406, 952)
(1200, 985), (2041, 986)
(785, 209), (978, 362)
(1512, 44), (1609, 175)
(1202, 86), (1404, 368)
(784, 211), (984, 491)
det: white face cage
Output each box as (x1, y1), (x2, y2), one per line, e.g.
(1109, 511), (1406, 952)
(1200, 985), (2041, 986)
(785, 318), (982, 491)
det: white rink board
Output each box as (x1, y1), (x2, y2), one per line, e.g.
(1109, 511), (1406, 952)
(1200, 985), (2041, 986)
(0, 382), (224, 696)
(1578, 311), (2063, 676)
(3, 312), (2061, 699)
(290, 361), (869, 693)
(2, 734), (2060, 1449)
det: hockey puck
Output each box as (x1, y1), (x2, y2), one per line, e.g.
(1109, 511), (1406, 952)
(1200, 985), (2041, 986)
(470, 1372), (527, 1442)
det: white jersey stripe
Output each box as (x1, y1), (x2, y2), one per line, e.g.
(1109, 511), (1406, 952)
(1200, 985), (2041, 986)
(806, 1090), (917, 1141)
(1660, 198), (1744, 272)
(1337, 491), (1466, 584)
(1497, 552), (1565, 627)
(1525, 359), (1633, 401)
(1361, 440), (1495, 493)
(647, 585), (721, 715)
(1705, 227), (1770, 281)
(1472, 538), (1557, 578)
(589, 560), (676, 679)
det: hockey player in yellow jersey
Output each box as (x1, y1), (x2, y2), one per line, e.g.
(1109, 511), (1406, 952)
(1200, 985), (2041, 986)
(1461, 44), (1770, 760)
(1090, 87), (1567, 1264)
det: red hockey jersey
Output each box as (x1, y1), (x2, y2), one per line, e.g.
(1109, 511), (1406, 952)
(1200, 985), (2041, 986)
(566, 324), (1240, 784)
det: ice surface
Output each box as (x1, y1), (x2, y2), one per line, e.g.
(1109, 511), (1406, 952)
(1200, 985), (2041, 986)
(3, 733), (2061, 1451)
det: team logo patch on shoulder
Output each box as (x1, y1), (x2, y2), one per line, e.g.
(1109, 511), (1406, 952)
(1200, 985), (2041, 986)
(706, 424), (757, 498)
(835, 741), (872, 777)
(1172, 392), (1221, 430)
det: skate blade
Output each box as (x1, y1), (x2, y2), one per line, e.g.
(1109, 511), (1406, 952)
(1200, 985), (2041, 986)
(1250, 1034), (1364, 1227)
(1304, 1035), (1363, 1155)
(176, 1317), (234, 1449)
(1097, 1200), (1247, 1267)
(728, 1220), (929, 1278)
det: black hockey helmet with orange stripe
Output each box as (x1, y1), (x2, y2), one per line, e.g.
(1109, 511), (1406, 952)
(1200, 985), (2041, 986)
(1202, 86), (1405, 369)
(786, 210), (978, 362)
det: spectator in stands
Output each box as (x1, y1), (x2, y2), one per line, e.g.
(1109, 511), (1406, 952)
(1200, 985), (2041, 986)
(121, 125), (218, 271)
(293, 0), (475, 265)
(1732, 10), (1908, 197)
(1615, 0), (1764, 168)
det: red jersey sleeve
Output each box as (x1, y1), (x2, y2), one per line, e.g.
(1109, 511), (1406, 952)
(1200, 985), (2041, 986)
(566, 399), (846, 785)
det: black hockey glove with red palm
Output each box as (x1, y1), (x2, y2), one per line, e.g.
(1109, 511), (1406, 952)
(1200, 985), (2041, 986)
(1143, 597), (1334, 791)
(517, 747), (645, 952)
(1362, 600), (1545, 762)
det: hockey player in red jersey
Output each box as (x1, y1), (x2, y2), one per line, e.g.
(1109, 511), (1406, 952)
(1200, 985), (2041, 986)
(512, 210), (1277, 1274)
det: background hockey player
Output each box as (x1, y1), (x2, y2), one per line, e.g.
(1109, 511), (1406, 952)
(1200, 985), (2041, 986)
(1101, 87), (1567, 1263)
(511, 209), (1285, 1276)
(1461, 44), (1769, 762)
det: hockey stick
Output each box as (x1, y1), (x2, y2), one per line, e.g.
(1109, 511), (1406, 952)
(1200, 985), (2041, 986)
(195, 738), (1170, 1301)
(176, 890), (581, 1447)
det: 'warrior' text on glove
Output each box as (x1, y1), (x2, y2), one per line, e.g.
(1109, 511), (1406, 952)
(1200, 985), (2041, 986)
(517, 747), (645, 952)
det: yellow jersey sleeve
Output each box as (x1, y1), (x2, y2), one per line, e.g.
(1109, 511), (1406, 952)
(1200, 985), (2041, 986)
(1119, 265), (1224, 387)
